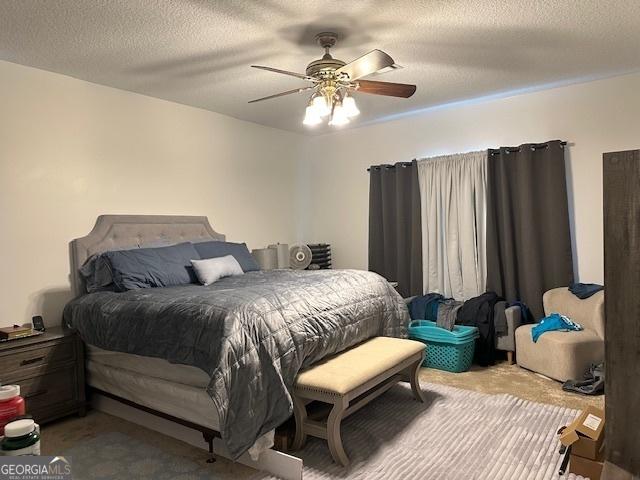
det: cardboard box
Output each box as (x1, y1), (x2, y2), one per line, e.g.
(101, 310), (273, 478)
(559, 406), (605, 460)
(569, 450), (605, 480)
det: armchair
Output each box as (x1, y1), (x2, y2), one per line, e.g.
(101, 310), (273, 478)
(515, 287), (605, 382)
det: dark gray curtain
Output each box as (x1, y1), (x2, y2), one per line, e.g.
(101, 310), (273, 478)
(368, 160), (422, 298)
(486, 140), (574, 319)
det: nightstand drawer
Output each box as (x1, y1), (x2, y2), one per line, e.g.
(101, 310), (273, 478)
(0, 339), (74, 375)
(0, 327), (85, 424)
(20, 367), (76, 414)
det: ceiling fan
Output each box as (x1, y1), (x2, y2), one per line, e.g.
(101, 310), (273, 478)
(249, 33), (416, 127)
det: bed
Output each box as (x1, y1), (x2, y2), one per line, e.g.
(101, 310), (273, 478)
(63, 215), (409, 460)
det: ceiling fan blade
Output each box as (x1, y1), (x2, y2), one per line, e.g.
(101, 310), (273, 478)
(355, 80), (416, 98)
(251, 65), (317, 82)
(335, 49), (396, 81)
(248, 86), (314, 104)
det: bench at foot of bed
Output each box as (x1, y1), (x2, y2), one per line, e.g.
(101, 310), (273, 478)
(291, 336), (426, 467)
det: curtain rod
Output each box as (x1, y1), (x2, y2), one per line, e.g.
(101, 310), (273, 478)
(367, 161), (414, 172)
(488, 141), (567, 155)
(367, 141), (568, 171)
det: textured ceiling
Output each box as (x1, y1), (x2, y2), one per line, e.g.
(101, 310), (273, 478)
(1, 1), (640, 134)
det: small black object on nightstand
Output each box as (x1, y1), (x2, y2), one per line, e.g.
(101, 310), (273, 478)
(0, 326), (86, 424)
(32, 316), (45, 332)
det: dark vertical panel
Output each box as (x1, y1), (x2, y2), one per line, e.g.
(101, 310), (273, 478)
(603, 150), (640, 477)
(486, 140), (574, 319)
(368, 161), (423, 297)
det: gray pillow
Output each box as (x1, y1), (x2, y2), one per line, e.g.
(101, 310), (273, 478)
(193, 241), (260, 272)
(104, 242), (201, 291)
(191, 255), (244, 286)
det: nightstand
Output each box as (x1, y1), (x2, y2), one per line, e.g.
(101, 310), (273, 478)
(0, 326), (85, 424)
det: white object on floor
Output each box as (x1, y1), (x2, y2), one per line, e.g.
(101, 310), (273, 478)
(248, 430), (275, 461)
(213, 437), (302, 480)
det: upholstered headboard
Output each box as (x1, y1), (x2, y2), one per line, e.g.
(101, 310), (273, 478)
(69, 215), (225, 297)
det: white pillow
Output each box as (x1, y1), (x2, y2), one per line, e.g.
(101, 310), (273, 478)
(191, 255), (244, 286)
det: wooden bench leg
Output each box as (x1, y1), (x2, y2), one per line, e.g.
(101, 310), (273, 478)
(327, 400), (349, 467)
(409, 358), (426, 403)
(291, 395), (307, 451)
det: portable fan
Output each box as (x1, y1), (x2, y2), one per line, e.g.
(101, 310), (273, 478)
(289, 244), (312, 270)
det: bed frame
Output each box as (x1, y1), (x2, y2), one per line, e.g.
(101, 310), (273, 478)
(69, 215), (302, 479)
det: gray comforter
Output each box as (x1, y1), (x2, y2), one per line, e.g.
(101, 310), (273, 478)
(63, 269), (409, 457)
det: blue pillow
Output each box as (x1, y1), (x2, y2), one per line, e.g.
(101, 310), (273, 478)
(193, 241), (259, 272)
(80, 254), (116, 293)
(104, 242), (201, 291)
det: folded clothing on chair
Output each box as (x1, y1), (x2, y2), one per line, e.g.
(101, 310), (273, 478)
(569, 282), (604, 299)
(531, 313), (583, 342)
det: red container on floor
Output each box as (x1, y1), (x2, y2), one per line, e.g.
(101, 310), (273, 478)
(0, 385), (25, 435)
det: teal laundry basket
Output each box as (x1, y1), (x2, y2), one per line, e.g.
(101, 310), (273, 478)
(408, 320), (479, 373)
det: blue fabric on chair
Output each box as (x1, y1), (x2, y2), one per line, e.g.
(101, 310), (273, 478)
(531, 313), (583, 342)
(193, 241), (260, 272)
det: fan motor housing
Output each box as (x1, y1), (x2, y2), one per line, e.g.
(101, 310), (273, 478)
(306, 57), (346, 77)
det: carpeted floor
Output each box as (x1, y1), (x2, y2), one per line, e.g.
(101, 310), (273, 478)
(420, 361), (604, 412)
(64, 431), (218, 479)
(42, 363), (603, 479)
(254, 382), (585, 480)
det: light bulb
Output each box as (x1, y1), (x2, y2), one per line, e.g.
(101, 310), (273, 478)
(303, 104), (322, 126)
(312, 95), (330, 117)
(329, 103), (350, 126)
(342, 95), (360, 117)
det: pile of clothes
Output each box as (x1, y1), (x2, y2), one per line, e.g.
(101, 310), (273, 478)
(408, 292), (504, 366)
(407, 282), (604, 368)
(563, 363), (605, 396)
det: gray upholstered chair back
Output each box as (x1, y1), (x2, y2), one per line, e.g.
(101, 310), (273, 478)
(543, 287), (605, 339)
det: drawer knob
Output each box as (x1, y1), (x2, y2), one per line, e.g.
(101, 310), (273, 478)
(20, 356), (45, 366)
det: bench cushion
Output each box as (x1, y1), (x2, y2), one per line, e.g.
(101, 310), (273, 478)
(295, 337), (425, 395)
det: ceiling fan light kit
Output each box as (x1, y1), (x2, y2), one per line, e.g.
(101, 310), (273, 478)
(303, 102), (322, 126)
(328, 100), (350, 126)
(342, 94), (360, 117)
(312, 94), (331, 117)
(249, 32), (416, 128)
